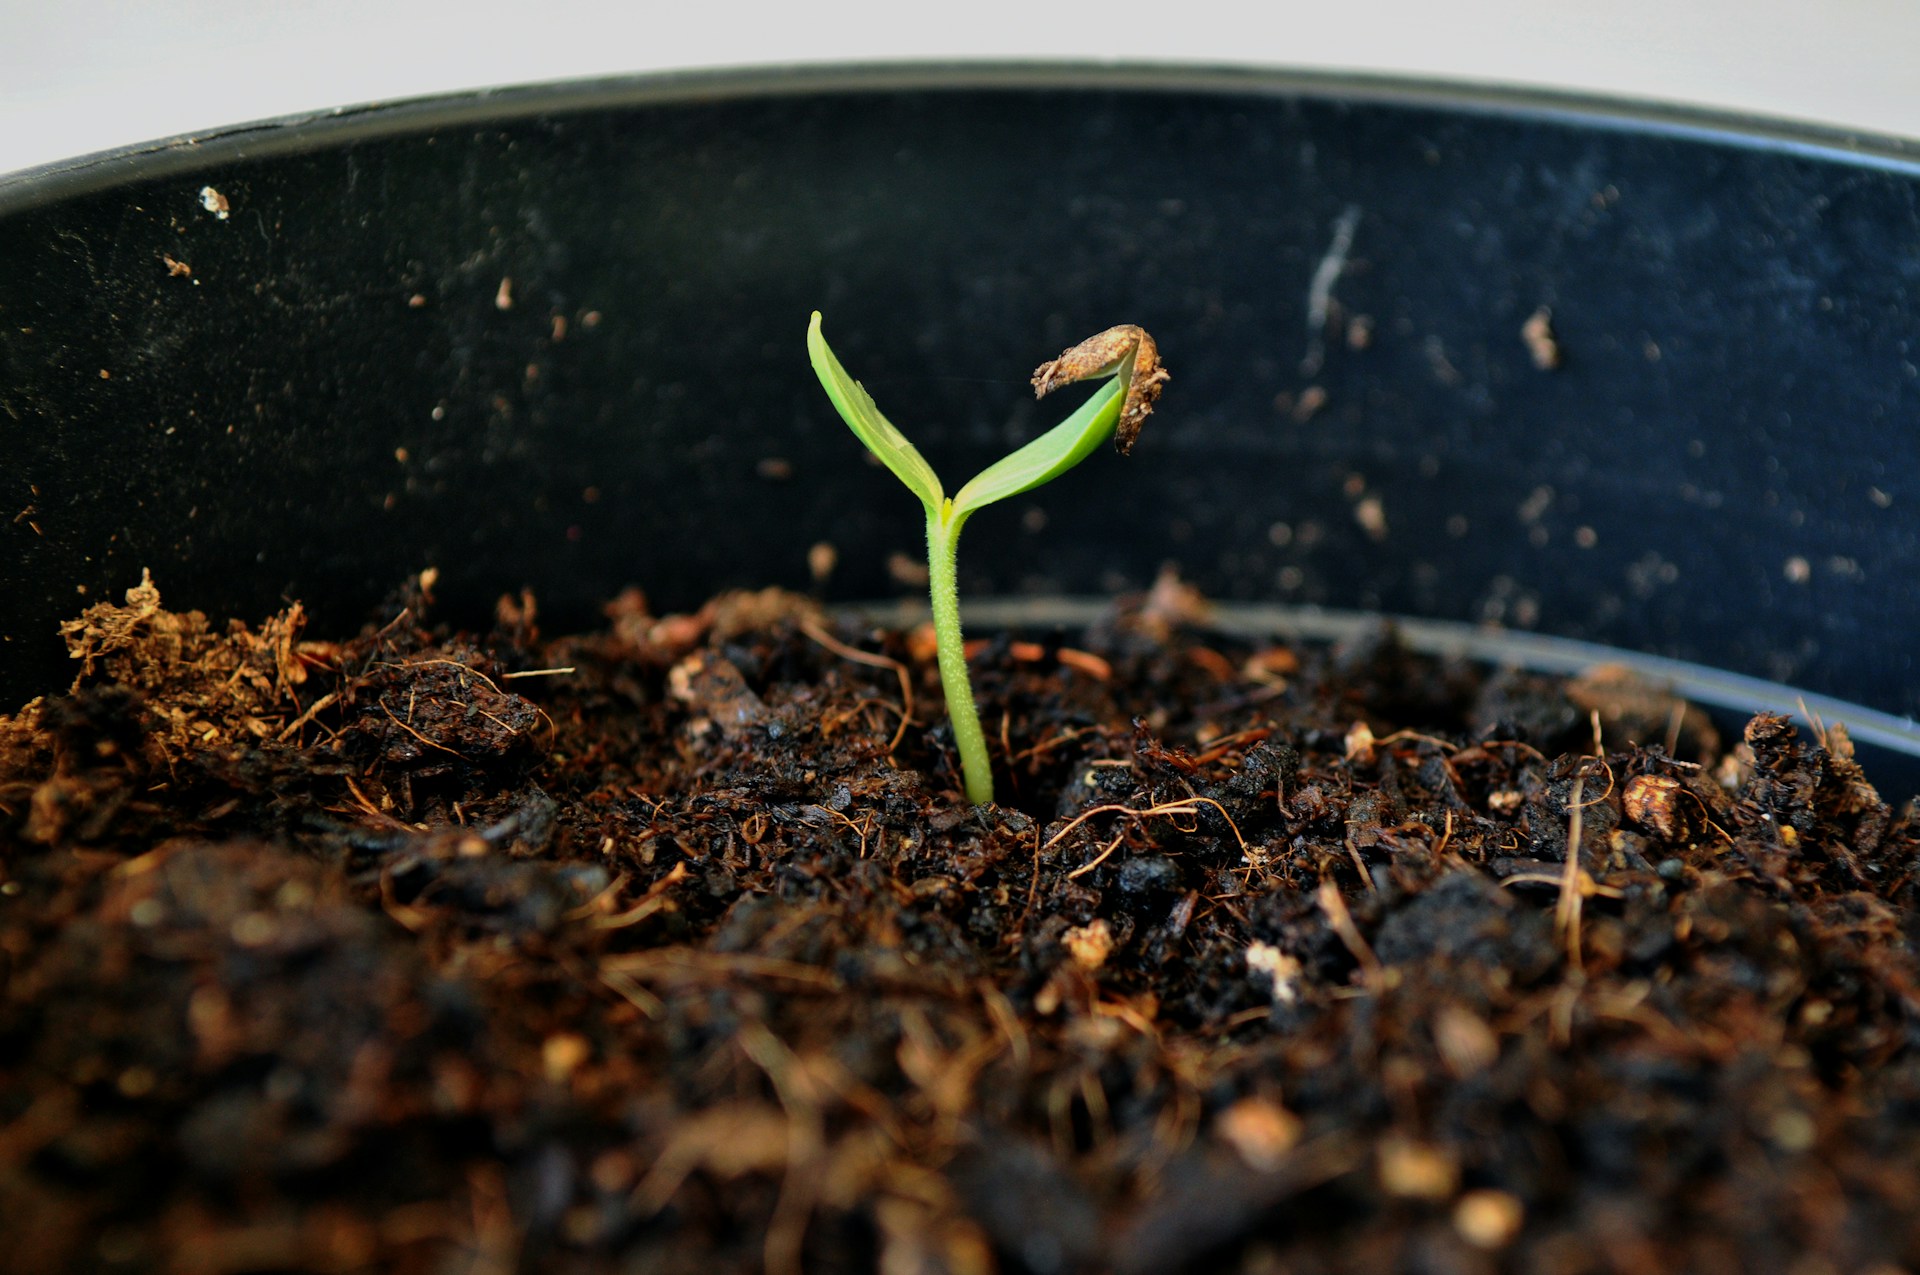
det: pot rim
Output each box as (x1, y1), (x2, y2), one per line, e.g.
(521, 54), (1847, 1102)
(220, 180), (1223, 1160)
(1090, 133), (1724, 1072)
(6, 61), (1919, 214)
(914, 597), (1920, 763)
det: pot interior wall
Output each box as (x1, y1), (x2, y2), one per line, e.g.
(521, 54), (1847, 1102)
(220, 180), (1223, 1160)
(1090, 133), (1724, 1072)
(4, 70), (1918, 721)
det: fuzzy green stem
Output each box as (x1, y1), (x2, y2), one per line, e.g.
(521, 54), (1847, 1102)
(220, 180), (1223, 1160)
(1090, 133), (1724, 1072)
(926, 502), (993, 805)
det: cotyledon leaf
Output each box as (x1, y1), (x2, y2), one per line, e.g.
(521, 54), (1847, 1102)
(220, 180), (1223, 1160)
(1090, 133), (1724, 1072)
(806, 312), (944, 511)
(950, 376), (1125, 518)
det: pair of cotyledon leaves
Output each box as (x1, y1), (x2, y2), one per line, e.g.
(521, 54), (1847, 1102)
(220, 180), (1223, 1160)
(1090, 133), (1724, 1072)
(806, 311), (1138, 523)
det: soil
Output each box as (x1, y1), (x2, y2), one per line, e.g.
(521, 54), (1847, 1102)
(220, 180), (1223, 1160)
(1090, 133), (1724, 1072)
(3, 569), (1918, 1275)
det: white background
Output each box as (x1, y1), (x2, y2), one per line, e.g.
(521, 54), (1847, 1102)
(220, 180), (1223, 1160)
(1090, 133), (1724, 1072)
(2, 1), (1918, 177)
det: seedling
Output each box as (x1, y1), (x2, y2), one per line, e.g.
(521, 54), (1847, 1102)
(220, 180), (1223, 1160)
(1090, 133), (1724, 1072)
(807, 311), (1168, 805)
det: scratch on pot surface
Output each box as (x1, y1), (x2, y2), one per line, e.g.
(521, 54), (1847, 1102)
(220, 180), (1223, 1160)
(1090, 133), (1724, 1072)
(1302, 204), (1362, 376)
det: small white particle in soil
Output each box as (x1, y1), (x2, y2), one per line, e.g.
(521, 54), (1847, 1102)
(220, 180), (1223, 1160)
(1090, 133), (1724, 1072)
(1217, 1098), (1302, 1171)
(1769, 1109), (1817, 1153)
(1245, 941), (1302, 1004)
(1455, 1190), (1525, 1249)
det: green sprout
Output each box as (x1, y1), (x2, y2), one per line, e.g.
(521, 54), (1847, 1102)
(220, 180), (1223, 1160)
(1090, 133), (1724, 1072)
(807, 310), (1169, 806)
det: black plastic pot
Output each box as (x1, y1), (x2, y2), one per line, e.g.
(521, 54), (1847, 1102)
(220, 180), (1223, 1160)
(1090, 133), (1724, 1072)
(5, 67), (1918, 781)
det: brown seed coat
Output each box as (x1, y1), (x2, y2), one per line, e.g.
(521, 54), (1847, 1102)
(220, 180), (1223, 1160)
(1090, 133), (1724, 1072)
(1030, 324), (1168, 455)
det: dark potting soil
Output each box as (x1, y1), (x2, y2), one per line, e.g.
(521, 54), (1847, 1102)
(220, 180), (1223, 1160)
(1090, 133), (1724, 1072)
(2, 570), (1918, 1275)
